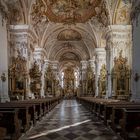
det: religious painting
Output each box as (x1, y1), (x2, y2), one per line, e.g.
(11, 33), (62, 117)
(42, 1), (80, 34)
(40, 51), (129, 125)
(32, 0), (102, 23)
(57, 29), (82, 41)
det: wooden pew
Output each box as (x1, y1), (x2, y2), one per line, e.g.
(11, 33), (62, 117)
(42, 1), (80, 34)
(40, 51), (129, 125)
(103, 101), (127, 125)
(0, 97), (61, 140)
(0, 127), (6, 140)
(0, 103), (34, 132)
(77, 97), (96, 112)
(16, 97), (61, 122)
(0, 108), (21, 140)
(111, 104), (140, 133)
(119, 108), (140, 140)
(77, 97), (140, 140)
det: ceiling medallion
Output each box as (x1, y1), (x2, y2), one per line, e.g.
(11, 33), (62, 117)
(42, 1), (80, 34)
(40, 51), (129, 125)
(32, 0), (102, 24)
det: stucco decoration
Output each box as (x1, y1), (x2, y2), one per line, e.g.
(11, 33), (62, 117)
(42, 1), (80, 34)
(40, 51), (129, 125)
(31, 0), (48, 26)
(0, 0), (25, 24)
(57, 29), (82, 41)
(114, 0), (131, 25)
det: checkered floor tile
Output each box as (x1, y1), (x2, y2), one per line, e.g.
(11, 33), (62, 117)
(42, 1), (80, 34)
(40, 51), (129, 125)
(19, 100), (120, 140)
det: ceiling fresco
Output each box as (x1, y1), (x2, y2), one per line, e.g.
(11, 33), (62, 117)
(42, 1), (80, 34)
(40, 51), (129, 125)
(57, 29), (82, 41)
(32, 0), (102, 24)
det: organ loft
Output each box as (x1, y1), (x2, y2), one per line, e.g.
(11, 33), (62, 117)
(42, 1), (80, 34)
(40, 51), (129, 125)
(0, 0), (140, 140)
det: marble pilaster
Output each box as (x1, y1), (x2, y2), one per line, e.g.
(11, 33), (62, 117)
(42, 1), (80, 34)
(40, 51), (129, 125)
(95, 48), (106, 97)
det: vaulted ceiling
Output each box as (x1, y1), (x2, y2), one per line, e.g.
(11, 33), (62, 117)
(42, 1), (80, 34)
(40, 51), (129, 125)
(0, 0), (131, 72)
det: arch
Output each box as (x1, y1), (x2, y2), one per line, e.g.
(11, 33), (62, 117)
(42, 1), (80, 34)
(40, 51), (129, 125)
(42, 24), (97, 61)
(41, 24), (98, 49)
(51, 46), (88, 61)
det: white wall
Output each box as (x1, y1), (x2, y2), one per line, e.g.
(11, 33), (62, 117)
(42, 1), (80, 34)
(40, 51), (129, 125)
(131, 14), (140, 101)
(0, 13), (9, 102)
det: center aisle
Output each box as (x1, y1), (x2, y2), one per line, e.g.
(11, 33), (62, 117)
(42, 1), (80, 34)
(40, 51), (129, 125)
(20, 100), (119, 140)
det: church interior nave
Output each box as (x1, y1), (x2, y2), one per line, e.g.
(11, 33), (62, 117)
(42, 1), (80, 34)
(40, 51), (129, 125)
(0, 0), (140, 140)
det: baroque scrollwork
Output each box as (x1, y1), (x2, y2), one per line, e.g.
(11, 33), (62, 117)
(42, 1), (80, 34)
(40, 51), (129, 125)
(0, 0), (24, 24)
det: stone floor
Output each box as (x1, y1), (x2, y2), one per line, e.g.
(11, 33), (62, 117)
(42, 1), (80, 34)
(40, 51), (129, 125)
(19, 100), (120, 140)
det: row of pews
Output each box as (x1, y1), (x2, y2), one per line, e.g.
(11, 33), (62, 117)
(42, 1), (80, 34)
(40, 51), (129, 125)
(0, 97), (61, 140)
(77, 97), (140, 140)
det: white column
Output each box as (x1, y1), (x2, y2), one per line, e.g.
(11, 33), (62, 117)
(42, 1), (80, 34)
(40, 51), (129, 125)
(80, 61), (88, 95)
(51, 61), (59, 96)
(33, 48), (47, 98)
(41, 60), (49, 98)
(105, 46), (113, 98)
(95, 48), (106, 97)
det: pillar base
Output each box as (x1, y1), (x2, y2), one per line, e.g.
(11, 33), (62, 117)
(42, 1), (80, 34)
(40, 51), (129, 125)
(131, 94), (140, 102)
(0, 95), (10, 103)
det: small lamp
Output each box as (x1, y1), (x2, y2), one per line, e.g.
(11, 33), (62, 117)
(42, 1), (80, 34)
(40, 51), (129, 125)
(134, 73), (140, 82)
